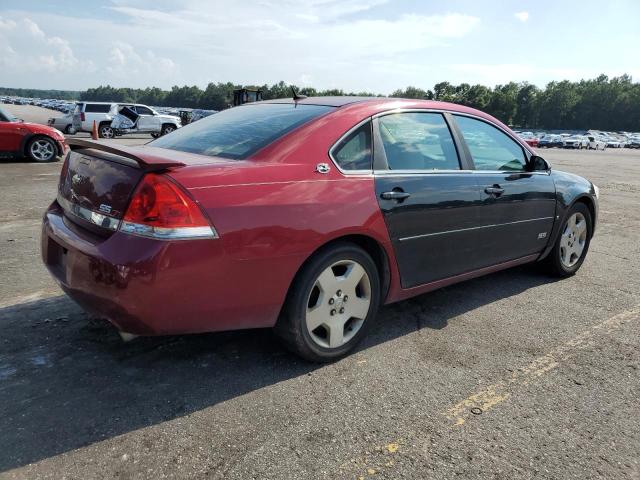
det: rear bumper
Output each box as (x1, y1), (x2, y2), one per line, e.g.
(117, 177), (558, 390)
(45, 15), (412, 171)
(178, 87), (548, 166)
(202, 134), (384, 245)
(41, 202), (292, 335)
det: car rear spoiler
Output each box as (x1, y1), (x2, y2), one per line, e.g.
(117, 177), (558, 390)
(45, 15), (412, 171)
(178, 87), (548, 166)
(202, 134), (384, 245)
(67, 138), (186, 172)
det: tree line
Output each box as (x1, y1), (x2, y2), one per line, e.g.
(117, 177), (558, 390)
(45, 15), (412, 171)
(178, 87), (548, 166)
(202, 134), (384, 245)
(78, 75), (640, 131)
(3, 74), (639, 131)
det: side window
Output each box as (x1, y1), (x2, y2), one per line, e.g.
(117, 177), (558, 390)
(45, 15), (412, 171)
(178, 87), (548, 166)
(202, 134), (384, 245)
(84, 104), (111, 113)
(332, 122), (372, 171)
(454, 115), (527, 171)
(377, 113), (460, 170)
(136, 106), (153, 115)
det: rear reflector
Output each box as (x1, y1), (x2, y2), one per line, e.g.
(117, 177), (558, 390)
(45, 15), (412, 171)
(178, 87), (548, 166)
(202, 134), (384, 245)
(120, 174), (217, 240)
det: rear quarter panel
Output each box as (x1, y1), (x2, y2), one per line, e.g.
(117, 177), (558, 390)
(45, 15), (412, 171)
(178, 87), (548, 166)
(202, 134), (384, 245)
(167, 105), (399, 327)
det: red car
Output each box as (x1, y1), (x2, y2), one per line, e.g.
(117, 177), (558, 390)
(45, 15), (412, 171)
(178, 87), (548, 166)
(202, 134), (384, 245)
(0, 106), (66, 162)
(41, 97), (598, 361)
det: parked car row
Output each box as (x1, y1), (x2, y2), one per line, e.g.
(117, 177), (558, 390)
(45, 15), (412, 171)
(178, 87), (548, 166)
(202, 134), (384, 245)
(0, 95), (75, 113)
(515, 130), (640, 150)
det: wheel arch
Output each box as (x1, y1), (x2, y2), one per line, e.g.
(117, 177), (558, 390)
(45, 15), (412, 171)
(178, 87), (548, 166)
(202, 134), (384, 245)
(572, 195), (596, 235)
(282, 234), (392, 312)
(21, 133), (62, 158)
(538, 193), (597, 262)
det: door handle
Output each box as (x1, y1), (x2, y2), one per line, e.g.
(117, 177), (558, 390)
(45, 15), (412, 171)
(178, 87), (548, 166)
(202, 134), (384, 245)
(381, 190), (411, 201)
(484, 185), (505, 196)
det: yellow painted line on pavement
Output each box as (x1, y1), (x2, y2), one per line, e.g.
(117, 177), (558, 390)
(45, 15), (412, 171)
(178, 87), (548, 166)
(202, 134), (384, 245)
(445, 305), (640, 426)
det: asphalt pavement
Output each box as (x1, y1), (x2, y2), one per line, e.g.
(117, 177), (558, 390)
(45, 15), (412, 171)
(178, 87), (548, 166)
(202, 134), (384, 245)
(0, 108), (639, 479)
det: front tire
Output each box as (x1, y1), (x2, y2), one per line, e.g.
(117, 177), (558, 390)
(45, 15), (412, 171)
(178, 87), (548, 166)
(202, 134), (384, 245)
(543, 203), (592, 277)
(26, 136), (57, 162)
(275, 243), (381, 362)
(160, 124), (176, 136)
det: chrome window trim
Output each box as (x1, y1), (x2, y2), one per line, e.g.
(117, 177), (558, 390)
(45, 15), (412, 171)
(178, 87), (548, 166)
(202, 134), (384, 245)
(447, 111), (534, 157)
(57, 194), (120, 231)
(328, 117), (374, 175)
(330, 107), (551, 175)
(399, 216), (555, 242)
(372, 169), (550, 176)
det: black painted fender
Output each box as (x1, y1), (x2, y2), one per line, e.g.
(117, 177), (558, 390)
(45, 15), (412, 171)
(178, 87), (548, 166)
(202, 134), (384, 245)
(538, 169), (598, 261)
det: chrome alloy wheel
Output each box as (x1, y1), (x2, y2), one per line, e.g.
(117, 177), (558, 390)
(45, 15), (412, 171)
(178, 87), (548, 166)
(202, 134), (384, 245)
(30, 139), (55, 161)
(560, 212), (587, 268)
(305, 260), (372, 349)
(100, 126), (114, 139)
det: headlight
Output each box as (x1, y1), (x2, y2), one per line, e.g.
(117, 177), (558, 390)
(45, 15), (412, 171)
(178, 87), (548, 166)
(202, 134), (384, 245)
(593, 184), (600, 199)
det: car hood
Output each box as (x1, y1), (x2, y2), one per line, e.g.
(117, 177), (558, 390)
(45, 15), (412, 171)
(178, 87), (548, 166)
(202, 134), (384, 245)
(157, 114), (181, 123)
(551, 169), (593, 191)
(18, 121), (65, 139)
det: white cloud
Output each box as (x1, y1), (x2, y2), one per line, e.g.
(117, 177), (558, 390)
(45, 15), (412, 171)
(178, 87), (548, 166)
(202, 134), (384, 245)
(0, 3), (481, 91)
(514, 11), (529, 22)
(0, 16), (78, 73)
(106, 41), (176, 78)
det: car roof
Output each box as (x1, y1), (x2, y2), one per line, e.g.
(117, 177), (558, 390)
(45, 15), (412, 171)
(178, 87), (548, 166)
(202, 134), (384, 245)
(260, 96), (380, 107)
(257, 96), (489, 117)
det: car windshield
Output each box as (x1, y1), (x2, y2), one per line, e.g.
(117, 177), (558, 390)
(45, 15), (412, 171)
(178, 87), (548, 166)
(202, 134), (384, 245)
(151, 103), (334, 159)
(0, 106), (18, 122)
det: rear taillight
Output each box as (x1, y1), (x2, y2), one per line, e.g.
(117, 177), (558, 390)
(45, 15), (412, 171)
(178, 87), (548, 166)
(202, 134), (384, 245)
(120, 174), (217, 240)
(80, 112), (85, 122)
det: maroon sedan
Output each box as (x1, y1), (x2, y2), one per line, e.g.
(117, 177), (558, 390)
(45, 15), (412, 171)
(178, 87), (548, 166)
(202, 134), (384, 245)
(42, 97), (598, 361)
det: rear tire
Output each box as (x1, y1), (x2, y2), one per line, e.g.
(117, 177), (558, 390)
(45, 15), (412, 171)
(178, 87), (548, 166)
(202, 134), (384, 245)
(274, 243), (381, 362)
(64, 124), (73, 134)
(542, 203), (592, 277)
(98, 123), (114, 139)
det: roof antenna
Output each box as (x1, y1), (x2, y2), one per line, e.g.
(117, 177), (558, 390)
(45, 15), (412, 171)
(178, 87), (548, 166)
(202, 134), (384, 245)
(291, 87), (307, 101)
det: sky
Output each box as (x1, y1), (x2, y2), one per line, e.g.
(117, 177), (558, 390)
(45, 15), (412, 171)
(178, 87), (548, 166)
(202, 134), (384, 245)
(1, 0), (639, 94)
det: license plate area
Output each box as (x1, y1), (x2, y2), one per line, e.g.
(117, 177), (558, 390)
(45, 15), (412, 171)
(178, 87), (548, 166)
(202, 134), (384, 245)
(46, 238), (68, 282)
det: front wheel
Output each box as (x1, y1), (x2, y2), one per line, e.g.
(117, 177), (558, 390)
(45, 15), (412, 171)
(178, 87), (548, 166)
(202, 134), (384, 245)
(543, 203), (592, 277)
(26, 136), (57, 162)
(160, 124), (176, 136)
(275, 243), (381, 362)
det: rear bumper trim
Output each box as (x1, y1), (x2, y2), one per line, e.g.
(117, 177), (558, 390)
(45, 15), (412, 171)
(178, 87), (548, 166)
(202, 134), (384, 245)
(57, 194), (120, 231)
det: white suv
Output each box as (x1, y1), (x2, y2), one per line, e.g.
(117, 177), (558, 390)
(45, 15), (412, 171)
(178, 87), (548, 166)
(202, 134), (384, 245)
(72, 102), (181, 138)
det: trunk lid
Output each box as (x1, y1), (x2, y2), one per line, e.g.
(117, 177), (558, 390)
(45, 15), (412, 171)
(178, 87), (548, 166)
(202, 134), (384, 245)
(58, 149), (145, 233)
(58, 139), (238, 234)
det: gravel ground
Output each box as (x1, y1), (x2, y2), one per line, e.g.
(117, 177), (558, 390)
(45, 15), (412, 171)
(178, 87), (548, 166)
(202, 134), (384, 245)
(0, 115), (639, 479)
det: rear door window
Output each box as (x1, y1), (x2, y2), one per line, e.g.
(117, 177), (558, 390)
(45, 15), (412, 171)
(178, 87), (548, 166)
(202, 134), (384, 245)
(151, 103), (333, 159)
(84, 104), (112, 113)
(377, 112), (460, 170)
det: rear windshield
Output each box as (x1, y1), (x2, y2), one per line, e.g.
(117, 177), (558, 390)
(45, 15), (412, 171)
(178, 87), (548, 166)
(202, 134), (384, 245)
(151, 103), (334, 159)
(84, 104), (112, 113)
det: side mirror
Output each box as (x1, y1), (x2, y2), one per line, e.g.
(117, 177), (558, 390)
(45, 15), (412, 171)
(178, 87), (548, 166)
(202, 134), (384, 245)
(529, 155), (550, 172)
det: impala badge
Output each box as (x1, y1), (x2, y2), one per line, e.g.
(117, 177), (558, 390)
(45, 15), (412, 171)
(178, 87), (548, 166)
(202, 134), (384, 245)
(315, 163), (330, 174)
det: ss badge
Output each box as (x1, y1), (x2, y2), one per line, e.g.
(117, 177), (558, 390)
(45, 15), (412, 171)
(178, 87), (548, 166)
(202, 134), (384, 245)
(538, 232), (547, 239)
